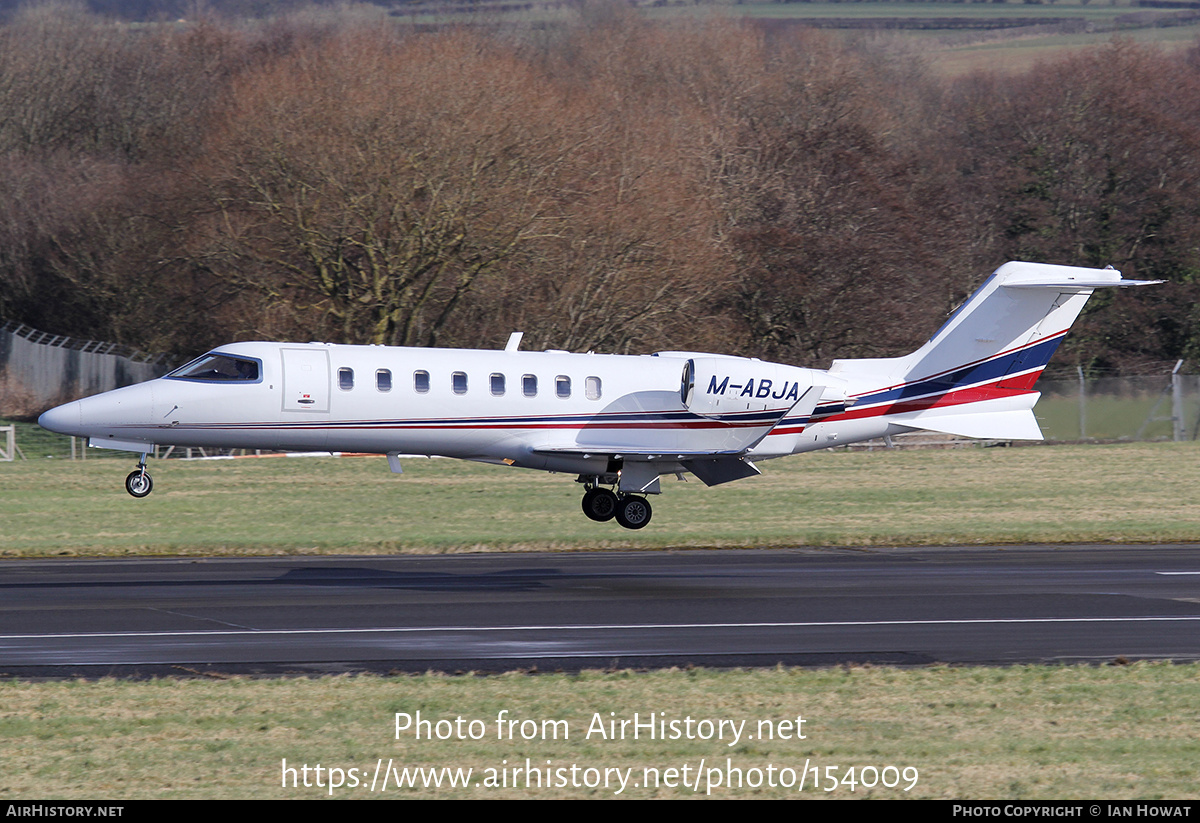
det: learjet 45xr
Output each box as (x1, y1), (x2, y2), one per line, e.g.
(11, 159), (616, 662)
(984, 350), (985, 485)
(38, 261), (1158, 529)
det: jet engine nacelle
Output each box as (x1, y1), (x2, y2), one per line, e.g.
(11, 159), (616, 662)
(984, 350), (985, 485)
(682, 356), (820, 418)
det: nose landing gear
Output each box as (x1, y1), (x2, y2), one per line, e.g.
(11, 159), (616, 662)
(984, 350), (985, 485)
(580, 483), (652, 529)
(124, 454), (153, 498)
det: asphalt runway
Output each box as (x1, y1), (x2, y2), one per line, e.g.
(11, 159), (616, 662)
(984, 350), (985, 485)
(1, 544), (1199, 677)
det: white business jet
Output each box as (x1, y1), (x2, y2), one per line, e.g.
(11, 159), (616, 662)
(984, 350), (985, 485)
(38, 262), (1157, 529)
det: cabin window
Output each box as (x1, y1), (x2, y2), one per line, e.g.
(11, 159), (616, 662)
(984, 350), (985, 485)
(414, 370), (430, 393)
(167, 353), (260, 383)
(490, 373), (505, 396)
(338, 367), (354, 391)
(586, 376), (602, 401)
(556, 375), (571, 398)
(376, 369), (392, 392)
(452, 371), (468, 395)
(522, 374), (537, 397)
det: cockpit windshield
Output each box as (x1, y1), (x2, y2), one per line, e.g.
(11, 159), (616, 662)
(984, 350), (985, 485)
(167, 353), (260, 382)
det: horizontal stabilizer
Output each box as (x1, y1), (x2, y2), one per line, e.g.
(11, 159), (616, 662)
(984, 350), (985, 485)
(996, 262), (1162, 290)
(1004, 277), (1163, 290)
(893, 409), (1044, 440)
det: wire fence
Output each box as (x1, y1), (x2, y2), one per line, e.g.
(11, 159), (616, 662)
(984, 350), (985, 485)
(0, 420), (248, 462)
(1035, 369), (1199, 442)
(0, 320), (173, 365)
(1, 319), (174, 415)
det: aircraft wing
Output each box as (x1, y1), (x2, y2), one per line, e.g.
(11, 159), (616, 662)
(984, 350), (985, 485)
(537, 448), (763, 487)
(532, 385), (824, 488)
(530, 444), (763, 488)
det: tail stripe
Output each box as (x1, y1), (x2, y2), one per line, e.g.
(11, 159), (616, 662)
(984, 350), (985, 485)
(849, 331), (1066, 407)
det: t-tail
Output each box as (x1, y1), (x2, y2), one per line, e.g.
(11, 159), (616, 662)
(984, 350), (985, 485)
(824, 261), (1161, 441)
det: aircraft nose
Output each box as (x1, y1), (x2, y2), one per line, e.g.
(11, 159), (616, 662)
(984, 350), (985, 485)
(38, 401), (82, 436)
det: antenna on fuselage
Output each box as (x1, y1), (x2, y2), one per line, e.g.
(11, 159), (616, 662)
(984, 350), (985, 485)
(505, 332), (524, 352)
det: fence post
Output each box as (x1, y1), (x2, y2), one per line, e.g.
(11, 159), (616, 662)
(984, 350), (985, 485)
(1172, 360), (1185, 442)
(0, 425), (12, 461)
(1077, 365), (1087, 440)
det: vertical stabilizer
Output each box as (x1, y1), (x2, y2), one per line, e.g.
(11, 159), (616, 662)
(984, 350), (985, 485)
(826, 262), (1161, 439)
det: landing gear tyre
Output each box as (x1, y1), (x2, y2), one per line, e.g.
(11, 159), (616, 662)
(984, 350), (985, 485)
(582, 488), (618, 522)
(125, 470), (153, 498)
(615, 496), (652, 530)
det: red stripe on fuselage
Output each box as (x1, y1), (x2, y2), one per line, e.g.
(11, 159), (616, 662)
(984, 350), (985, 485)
(845, 332), (1066, 401)
(823, 370), (1043, 424)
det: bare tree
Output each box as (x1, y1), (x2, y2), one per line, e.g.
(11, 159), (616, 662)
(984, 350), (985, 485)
(693, 30), (961, 365)
(195, 29), (582, 347)
(946, 41), (1200, 371)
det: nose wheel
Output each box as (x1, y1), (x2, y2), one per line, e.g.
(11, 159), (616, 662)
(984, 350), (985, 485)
(124, 454), (153, 498)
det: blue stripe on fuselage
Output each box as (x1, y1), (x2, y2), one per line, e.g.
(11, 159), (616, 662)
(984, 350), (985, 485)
(849, 332), (1065, 408)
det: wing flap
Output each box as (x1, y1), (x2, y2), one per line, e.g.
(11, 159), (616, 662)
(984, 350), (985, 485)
(680, 456), (761, 486)
(531, 446), (745, 460)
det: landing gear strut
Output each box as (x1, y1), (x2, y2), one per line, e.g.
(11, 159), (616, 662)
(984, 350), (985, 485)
(124, 453), (153, 498)
(579, 483), (652, 529)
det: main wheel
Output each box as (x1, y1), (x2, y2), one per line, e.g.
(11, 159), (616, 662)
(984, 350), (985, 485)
(125, 470), (153, 498)
(615, 495), (652, 530)
(582, 487), (618, 522)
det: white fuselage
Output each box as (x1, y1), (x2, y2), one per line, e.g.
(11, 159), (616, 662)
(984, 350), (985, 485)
(42, 342), (859, 480)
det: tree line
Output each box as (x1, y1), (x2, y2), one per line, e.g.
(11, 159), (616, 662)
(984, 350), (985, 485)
(1, 2), (1198, 376)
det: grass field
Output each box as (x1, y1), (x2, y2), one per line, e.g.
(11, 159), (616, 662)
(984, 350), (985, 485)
(712, 1), (1200, 75)
(932, 23), (1200, 74)
(2, 440), (1198, 556)
(3, 663), (1199, 798)
(377, 0), (1200, 76)
(694, 1), (1137, 23)
(389, 0), (1200, 75)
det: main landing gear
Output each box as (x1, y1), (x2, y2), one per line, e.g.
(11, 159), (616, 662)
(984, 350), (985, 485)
(124, 453), (153, 498)
(581, 485), (652, 530)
